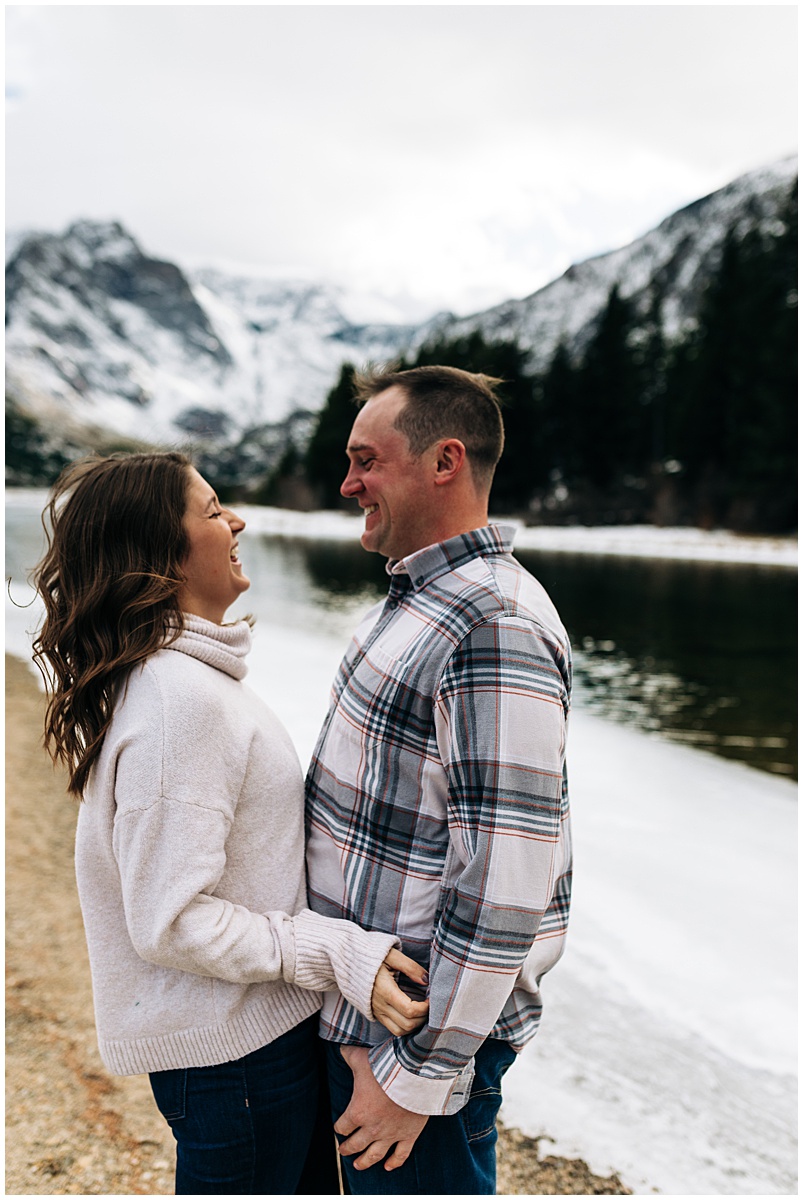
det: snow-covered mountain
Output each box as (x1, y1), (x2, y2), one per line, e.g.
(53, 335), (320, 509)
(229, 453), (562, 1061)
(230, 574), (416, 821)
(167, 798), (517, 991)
(5, 156), (796, 484)
(5, 221), (417, 451)
(418, 155), (798, 369)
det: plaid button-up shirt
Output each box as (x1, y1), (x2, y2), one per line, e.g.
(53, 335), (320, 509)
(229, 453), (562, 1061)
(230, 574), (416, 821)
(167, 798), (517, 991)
(305, 524), (572, 1116)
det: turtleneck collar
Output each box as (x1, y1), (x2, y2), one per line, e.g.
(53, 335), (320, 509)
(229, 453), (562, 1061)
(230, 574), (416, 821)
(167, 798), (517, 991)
(164, 613), (251, 680)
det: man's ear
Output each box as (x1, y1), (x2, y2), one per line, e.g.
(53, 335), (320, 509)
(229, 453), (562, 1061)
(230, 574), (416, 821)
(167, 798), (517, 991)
(433, 439), (467, 485)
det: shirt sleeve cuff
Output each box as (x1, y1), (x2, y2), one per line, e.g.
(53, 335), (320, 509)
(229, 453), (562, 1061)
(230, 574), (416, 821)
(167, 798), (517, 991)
(368, 1038), (475, 1116)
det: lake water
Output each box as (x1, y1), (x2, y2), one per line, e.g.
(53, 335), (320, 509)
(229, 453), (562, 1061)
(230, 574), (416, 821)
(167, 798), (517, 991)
(223, 531), (798, 779)
(5, 495), (797, 779)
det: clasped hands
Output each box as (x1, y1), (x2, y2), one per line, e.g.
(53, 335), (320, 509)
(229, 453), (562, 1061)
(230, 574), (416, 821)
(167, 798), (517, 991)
(370, 947), (429, 1037)
(335, 949), (430, 1172)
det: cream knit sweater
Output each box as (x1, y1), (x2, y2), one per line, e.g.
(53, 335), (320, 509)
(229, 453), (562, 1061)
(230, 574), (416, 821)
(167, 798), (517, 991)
(75, 615), (398, 1076)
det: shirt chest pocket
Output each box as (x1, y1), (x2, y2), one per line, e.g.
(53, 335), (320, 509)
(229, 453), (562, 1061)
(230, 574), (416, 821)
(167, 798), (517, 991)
(334, 645), (414, 748)
(326, 644), (451, 870)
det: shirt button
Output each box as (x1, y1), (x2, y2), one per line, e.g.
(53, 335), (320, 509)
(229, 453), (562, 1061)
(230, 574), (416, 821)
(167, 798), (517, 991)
(415, 576), (425, 587)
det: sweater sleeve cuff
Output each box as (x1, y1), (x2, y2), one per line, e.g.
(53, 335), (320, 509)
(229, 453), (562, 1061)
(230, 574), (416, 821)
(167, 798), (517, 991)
(367, 1038), (475, 1116)
(287, 909), (399, 1020)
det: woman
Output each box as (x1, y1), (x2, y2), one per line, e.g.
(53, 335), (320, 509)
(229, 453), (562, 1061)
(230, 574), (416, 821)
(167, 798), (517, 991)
(33, 452), (428, 1195)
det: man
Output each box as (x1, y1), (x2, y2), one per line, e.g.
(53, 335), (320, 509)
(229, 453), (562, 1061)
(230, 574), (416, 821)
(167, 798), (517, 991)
(305, 365), (572, 1194)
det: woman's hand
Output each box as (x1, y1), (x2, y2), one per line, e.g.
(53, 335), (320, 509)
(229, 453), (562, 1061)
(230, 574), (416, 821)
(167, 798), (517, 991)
(371, 949), (429, 1036)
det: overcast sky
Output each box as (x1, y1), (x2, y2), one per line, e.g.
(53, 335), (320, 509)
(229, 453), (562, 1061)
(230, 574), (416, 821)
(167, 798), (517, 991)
(6, 4), (798, 320)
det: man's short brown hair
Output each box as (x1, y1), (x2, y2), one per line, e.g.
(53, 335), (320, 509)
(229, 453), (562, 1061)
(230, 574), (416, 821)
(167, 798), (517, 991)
(353, 364), (505, 491)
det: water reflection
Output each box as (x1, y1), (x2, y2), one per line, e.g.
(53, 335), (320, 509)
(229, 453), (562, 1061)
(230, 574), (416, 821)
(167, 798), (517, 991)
(285, 538), (797, 779)
(516, 550), (796, 778)
(297, 540), (389, 600)
(244, 536), (388, 642)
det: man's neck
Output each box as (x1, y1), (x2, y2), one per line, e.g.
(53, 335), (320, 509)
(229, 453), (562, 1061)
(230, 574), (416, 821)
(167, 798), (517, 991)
(418, 507), (490, 554)
(392, 515), (491, 565)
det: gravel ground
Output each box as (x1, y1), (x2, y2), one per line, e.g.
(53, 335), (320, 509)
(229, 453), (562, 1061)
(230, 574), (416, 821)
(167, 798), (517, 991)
(6, 653), (630, 1196)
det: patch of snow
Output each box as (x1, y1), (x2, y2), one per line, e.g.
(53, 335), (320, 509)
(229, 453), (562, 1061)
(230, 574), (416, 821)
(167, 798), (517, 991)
(500, 710), (797, 1195)
(510, 523), (798, 568)
(232, 506), (798, 568)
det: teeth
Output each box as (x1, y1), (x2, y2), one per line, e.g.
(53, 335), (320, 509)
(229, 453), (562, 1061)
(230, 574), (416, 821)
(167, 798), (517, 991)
(365, 505), (378, 516)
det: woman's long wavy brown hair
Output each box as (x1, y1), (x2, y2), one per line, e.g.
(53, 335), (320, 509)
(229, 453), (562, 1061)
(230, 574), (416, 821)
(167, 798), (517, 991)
(32, 452), (193, 797)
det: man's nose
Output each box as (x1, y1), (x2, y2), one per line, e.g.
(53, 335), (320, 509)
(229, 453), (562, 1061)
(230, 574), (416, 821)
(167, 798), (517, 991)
(341, 466), (362, 497)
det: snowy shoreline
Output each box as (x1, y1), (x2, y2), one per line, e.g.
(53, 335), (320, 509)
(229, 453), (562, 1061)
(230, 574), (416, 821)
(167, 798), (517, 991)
(8, 489), (796, 568)
(231, 504), (802, 568)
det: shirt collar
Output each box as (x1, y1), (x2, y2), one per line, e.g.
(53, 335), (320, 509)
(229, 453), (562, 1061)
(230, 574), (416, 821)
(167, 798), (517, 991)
(387, 523), (518, 593)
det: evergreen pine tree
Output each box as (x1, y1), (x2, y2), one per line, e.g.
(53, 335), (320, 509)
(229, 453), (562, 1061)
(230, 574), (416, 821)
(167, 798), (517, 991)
(572, 285), (642, 488)
(537, 342), (579, 483)
(670, 178), (797, 529)
(636, 289), (670, 467)
(304, 363), (359, 508)
(732, 180), (797, 528)
(251, 443), (302, 507)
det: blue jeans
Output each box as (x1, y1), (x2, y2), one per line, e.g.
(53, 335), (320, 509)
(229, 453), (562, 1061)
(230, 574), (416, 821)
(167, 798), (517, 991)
(326, 1037), (517, 1195)
(149, 1015), (338, 1195)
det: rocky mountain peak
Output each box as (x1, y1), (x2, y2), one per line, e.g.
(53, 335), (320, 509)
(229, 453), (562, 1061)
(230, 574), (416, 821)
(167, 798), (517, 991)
(62, 219), (140, 266)
(6, 219), (232, 420)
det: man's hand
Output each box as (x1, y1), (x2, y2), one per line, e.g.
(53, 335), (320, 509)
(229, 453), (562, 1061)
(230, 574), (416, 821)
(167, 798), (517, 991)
(335, 1045), (429, 1172)
(371, 949), (429, 1036)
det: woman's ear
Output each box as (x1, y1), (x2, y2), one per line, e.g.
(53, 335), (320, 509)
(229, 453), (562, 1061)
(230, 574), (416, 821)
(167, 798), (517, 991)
(433, 439), (467, 485)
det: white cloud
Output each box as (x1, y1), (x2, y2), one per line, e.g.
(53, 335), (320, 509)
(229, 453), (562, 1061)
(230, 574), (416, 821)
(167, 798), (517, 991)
(5, 4), (797, 318)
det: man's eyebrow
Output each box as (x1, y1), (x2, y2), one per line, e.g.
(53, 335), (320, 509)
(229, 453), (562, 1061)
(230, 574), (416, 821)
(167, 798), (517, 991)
(346, 442), (372, 455)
